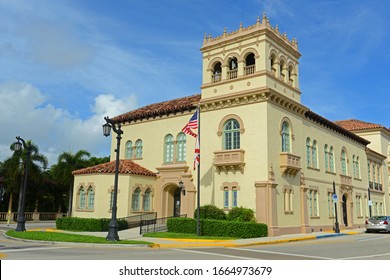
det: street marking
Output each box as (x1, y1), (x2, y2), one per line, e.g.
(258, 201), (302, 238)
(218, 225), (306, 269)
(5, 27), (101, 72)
(0, 246), (69, 253)
(230, 247), (333, 260)
(173, 248), (256, 260)
(339, 252), (390, 260)
(356, 236), (384, 242)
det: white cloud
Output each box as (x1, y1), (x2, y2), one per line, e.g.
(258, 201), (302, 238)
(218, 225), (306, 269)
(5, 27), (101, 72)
(0, 81), (137, 166)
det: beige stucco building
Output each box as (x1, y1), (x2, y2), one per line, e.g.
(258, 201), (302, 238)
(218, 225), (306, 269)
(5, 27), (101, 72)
(72, 14), (390, 236)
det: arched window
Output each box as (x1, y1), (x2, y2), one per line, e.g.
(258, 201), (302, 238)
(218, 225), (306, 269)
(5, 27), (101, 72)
(143, 188), (152, 211)
(164, 134), (174, 163)
(212, 62), (222, 83)
(176, 133), (186, 162)
(125, 141), (133, 159)
(135, 139), (143, 159)
(270, 53), (277, 75)
(223, 119), (240, 150)
(132, 188), (141, 211)
(79, 187), (86, 209)
(244, 53), (256, 75)
(329, 146), (335, 172)
(312, 140), (318, 168)
(228, 57), (238, 79)
(87, 187), (94, 210)
(279, 59), (286, 80)
(223, 187), (229, 208)
(355, 156), (360, 179)
(306, 138), (311, 166)
(232, 187), (238, 207)
(281, 121), (291, 152)
(341, 149), (347, 175)
(324, 145), (329, 171)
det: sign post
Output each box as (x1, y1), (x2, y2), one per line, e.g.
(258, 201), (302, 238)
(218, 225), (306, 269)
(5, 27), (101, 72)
(333, 181), (340, 233)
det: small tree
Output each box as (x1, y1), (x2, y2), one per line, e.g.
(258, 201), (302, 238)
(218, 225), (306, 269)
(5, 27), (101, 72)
(195, 204), (226, 220)
(227, 206), (256, 222)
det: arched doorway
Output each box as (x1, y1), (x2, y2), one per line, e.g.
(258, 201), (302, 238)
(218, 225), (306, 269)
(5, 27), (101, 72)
(161, 184), (181, 217)
(342, 194), (348, 227)
(173, 188), (181, 217)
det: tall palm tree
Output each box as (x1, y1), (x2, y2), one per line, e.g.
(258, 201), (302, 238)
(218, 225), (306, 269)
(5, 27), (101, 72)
(2, 140), (48, 216)
(52, 150), (91, 216)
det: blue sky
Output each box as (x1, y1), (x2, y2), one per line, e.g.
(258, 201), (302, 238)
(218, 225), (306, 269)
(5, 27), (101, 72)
(0, 0), (389, 166)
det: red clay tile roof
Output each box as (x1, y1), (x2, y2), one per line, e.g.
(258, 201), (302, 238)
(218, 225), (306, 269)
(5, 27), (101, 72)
(334, 119), (388, 132)
(72, 160), (156, 176)
(112, 94), (201, 123)
(305, 111), (370, 146)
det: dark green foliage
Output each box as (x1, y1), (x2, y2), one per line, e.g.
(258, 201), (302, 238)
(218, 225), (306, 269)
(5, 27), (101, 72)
(227, 206), (256, 222)
(56, 217), (128, 232)
(167, 217), (197, 234)
(167, 217), (268, 239)
(194, 204), (226, 220)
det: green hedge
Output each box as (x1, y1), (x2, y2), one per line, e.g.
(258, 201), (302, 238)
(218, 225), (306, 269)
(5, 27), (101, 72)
(167, 217), (268, 239)
(227, 207), (256, 222)
(56, 217), (128, 232)
(194, 204), (226, 220)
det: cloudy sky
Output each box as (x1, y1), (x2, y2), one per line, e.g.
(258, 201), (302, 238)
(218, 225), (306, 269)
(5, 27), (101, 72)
(0, 0), (389, 166)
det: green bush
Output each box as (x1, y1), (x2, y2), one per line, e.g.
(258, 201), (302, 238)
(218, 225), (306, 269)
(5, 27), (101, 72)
(56, 217), (128, 232)
(227, 207), (256, 222)
(167, 217), (268, 239)
(167, 217), (197, 234)
(194, 204), (226, 220)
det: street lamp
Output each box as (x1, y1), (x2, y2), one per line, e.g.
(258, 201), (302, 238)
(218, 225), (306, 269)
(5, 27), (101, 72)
(14, 136), (32, 232)
(333, 181), (340, 234)
(102, 116), (123, 241)
(178, 180), (186, 196)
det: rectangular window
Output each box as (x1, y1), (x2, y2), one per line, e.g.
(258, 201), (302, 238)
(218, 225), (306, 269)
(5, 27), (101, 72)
(356, 195), (362, 217)
(309, 190), (319, 217)
(284, 189), (293, 212)
(327, 192), (334, 217)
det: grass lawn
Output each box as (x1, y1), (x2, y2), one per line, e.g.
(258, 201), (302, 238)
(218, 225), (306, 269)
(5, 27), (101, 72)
(6, 230), (153, 245)
(143, 232), (236, 240)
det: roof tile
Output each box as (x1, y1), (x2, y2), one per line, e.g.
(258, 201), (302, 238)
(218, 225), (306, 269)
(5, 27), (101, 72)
(72, 160), (156, 176)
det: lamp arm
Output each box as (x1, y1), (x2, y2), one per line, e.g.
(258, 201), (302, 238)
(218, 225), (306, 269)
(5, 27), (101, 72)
(104, 116), (123, 135)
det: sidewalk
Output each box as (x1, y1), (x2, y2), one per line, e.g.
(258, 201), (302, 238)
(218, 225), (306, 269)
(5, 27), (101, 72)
(1, 221), (366, 248)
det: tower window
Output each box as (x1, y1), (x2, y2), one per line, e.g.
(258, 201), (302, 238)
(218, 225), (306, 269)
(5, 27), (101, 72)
(244, 53), (255, 75)
(228, 57), (238, 80)
(212, 62), (222, 83)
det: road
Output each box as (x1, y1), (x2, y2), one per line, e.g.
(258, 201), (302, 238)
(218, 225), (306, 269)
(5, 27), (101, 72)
(1, 227), (389, 260)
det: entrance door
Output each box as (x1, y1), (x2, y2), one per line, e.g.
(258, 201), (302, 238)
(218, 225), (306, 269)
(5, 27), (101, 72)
(173, 188), (181, 217)
(342, 194), (348, 226)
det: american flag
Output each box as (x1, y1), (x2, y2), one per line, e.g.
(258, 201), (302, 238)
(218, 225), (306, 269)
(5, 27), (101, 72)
(181, 109), (198, 138)
(193, 135), (200, 170)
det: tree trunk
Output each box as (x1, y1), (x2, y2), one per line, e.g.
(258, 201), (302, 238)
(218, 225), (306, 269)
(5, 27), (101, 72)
(7, 192), (13, 224)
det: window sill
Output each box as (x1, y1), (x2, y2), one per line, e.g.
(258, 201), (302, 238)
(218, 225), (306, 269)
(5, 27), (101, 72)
(284, 211), (294, 215)
(310, 216), (320, 219)
(325, 171), (336, 175)
(353, 177), (362, 181)
(76, 208), (94, 212)
(307, 166), (320, 171)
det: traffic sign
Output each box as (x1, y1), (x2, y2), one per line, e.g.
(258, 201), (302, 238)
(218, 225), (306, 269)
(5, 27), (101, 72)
(332, 194), (338, 202)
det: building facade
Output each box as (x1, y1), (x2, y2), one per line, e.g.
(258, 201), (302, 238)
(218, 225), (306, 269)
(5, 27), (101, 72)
(72, 14), (389, 236)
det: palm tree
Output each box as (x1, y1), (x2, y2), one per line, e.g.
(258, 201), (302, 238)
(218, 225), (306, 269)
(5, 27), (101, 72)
(52, 150), (91, 216)
(2, 140), (48, 217)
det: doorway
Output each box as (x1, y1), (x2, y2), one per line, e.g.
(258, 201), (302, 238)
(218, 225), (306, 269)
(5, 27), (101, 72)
(173, 188), (181, 217)
(342, 194), (348, 227)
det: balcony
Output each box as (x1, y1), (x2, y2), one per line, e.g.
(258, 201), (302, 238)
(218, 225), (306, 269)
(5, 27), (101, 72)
(280, 153), (301, 176)
(340, 174), (352, 187)
(213, 149), (245, 174)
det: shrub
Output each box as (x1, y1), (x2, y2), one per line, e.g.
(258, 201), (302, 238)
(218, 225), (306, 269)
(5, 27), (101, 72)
(167, 217), (197, 234)
(227, 207), (256, 222)
(167, 217), (268, 238)
(56, 217), (128, 232)
(194, 204), (226, 220)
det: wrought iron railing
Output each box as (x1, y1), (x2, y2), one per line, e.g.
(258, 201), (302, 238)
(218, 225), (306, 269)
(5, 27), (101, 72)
(139, 214), (187, 235)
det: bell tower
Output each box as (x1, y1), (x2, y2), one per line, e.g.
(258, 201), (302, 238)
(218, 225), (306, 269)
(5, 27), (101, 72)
(200, 13), (301, 103)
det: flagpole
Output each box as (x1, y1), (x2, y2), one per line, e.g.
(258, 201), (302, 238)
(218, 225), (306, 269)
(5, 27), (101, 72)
(196, 106), (201, 236)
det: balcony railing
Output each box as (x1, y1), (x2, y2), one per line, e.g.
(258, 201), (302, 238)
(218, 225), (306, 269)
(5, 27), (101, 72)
(244, 65), (255, 76)
(212, 73), (221, 83)
(227, 69), (238, 80)
(213, 149), (245, 174)
(280, 153), (301, 176)
(369, 181), (373, 189)
(340, 174), (352, 187)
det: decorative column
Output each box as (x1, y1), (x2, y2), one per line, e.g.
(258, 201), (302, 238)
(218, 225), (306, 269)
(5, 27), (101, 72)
(255, 166), (280, 236)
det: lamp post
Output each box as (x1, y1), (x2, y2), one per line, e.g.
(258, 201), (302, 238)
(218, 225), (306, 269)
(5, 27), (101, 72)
(14, 136), (32, 232)
(103, 116), (123, 241)
(333, 181), (340, 233)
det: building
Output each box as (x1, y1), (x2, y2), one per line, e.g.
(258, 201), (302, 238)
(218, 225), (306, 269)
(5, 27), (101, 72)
(72, 14), (389, 236)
